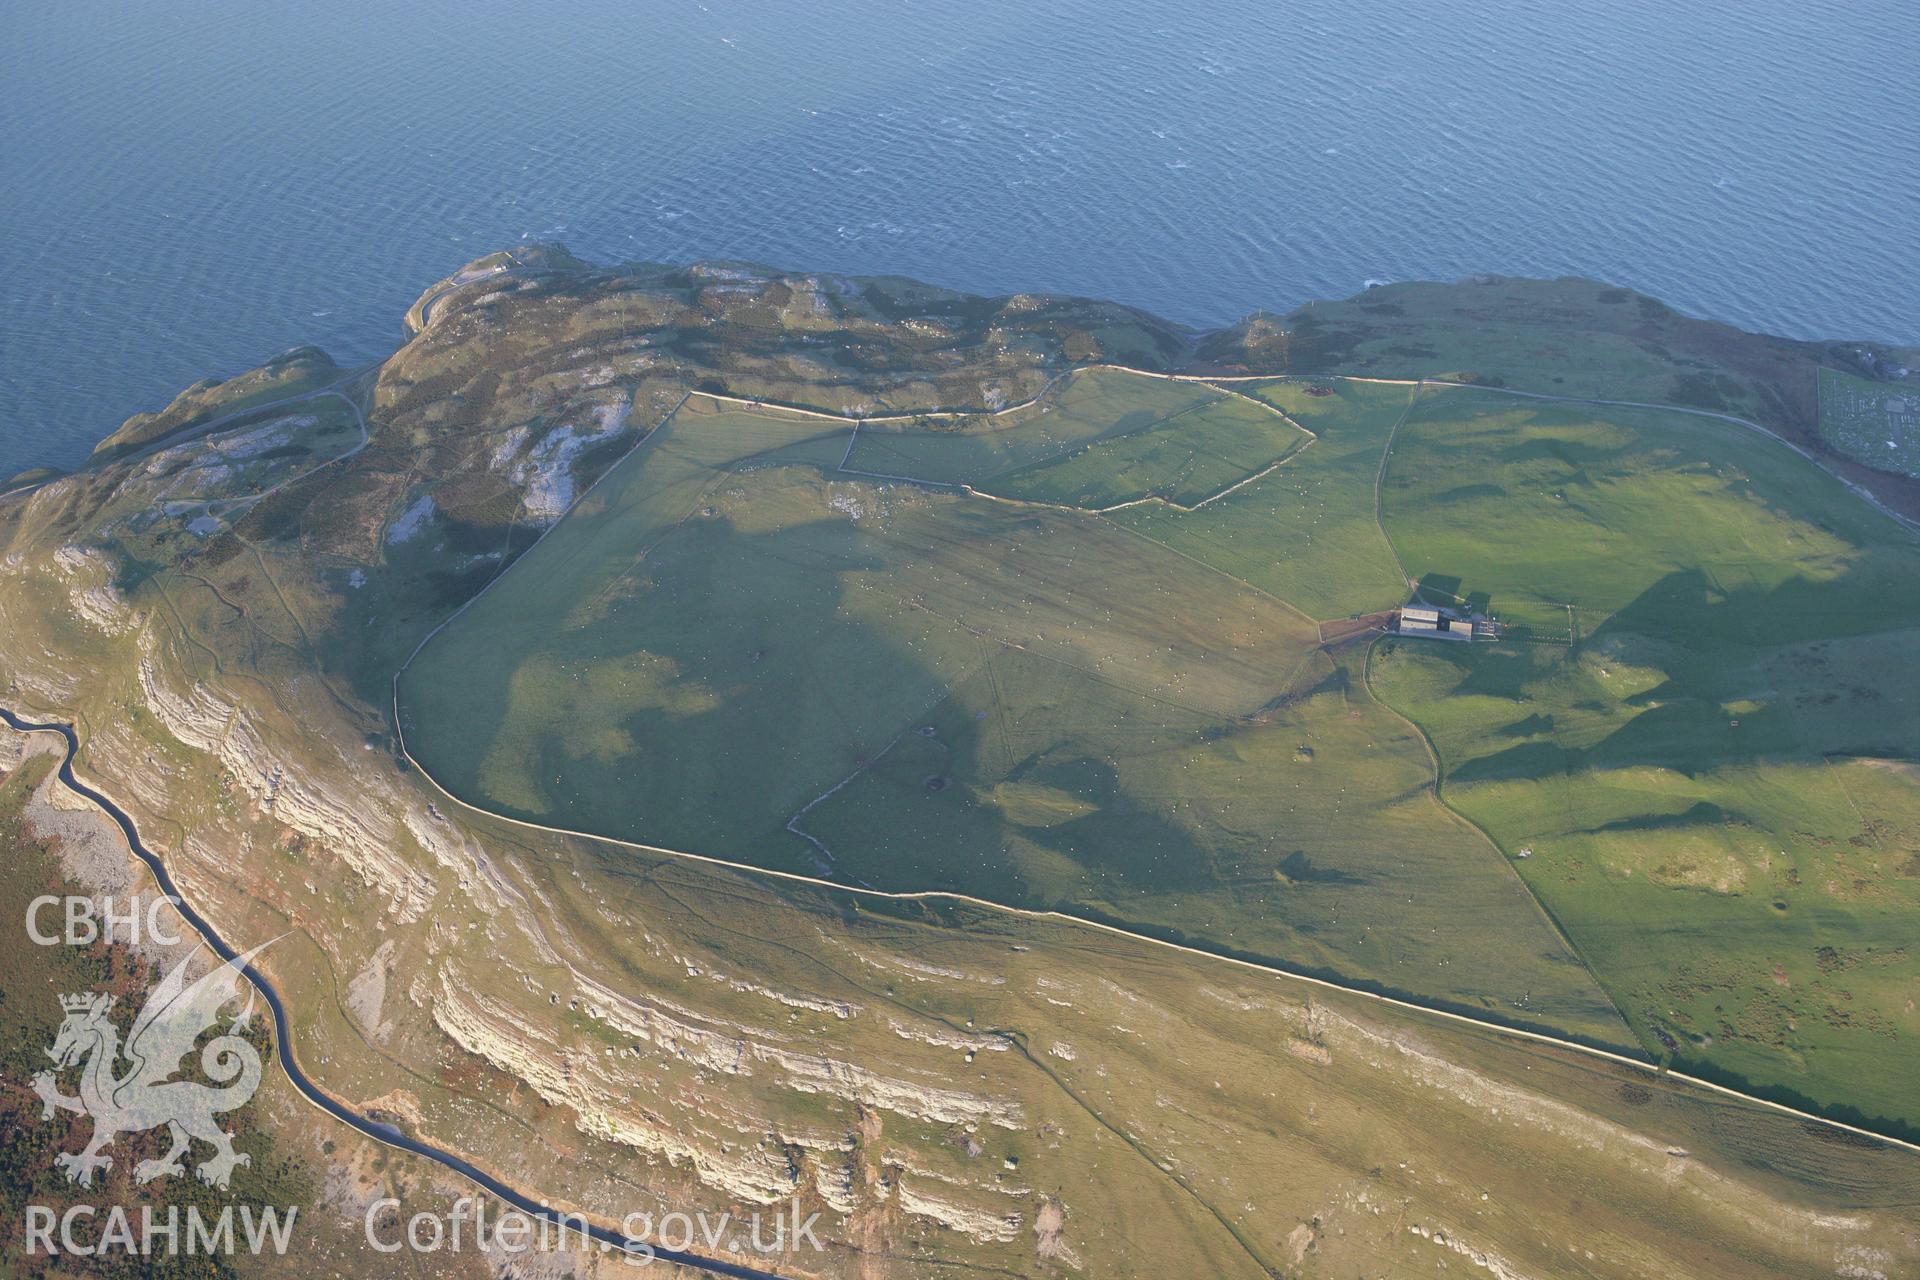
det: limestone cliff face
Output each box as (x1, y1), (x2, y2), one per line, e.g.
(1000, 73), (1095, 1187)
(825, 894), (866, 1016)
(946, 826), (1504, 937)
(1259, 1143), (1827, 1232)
(133, 639), (440, 923)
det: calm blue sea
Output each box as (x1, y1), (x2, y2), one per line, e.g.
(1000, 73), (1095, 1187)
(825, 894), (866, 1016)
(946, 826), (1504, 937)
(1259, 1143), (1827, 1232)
(4, 0), (1916, 477)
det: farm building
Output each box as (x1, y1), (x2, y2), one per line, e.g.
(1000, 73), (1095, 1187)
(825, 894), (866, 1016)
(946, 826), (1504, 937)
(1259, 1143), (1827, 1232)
(1397, 606), (1443, 635)
(1394, 603), (1497, 642)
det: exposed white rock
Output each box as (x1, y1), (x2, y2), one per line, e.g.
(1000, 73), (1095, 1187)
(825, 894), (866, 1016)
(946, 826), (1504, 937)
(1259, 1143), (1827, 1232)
(346, 939), (397, 1042)
(25, 763), (139, 895)
(763, 1046), (1021, 1130)
(431, 974), (802, 1205)
(827, 486), (876, 521)
(488, 426), (531, 470)
(841, 942), (1005, 986)
(136, 651), (234, 754)
(0, 632), (84, 701)
(578, 966), (779, 1041)
(19, 476), (80, 527)
(401, 805), (474, 879)
(386, 494), (437, 544)
(708, 970), (858, 1019)
(18, 759), (199, 972)
(889, 1020), (1009, 1054)
(811, 1153), (859, 1215)
(0, 724), (32, 772)
(895, 1178), (1022, 1243)
(576, 974), (754, 1076)
(135, 645), (437, 922)
(1837, 1244), (1893, 1280)
(1034, 1197), (1080, 1268)
(52, 546), (137, 635)
(887, 1155), (1028, 1199)
(565, 967), (1019, 1128)
(512, 401), (631, 522)
(206, 415), (314, 460)
(1407, 1223), (1533, 1280)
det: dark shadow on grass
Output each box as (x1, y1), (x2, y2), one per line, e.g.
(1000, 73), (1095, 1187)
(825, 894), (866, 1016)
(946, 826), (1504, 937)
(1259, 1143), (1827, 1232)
(1497, 713), (1556, 738)
(1582, 801), (1731, 835)
(1275, 849), (1368, 886)
(1448, 739), (1574, 787)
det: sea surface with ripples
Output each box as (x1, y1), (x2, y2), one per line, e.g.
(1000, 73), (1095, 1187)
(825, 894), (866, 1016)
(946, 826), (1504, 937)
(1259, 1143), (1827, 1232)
(4, 0), (1915, 476)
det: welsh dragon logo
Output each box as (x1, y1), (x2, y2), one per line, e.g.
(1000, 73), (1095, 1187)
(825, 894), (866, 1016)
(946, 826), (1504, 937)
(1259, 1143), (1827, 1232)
(31, 940), (275, 1190)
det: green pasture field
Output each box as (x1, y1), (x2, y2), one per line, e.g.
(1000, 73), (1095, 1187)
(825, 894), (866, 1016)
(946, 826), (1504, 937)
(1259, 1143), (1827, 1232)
(1296, 278), (1711, 399)
(1114, 377), (1416, 618)
(1258, 276), (1832, 427)
(850, 367), (1313, 512)
(401, 361), (1920, 1109)
(399, 392), (1325, 847)
(1818, 365), (1920, 478)
(398, 397), (853, 818)
(986, 387), (1310, 509)
(398, 380), (1628, 1039)
(1370, 389), (1920, 1128)
(846, 366), (1222, 486)
(1378, 388), (1914, 635)
(799, 642), (1627, 1039)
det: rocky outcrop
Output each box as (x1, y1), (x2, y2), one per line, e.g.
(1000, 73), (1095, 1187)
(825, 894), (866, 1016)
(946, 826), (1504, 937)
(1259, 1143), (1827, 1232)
(51, 545), (138, 635)
(894, 1178), (1023, 1244)
(430, 971), (808, 1206)
(566, 965), (1021, 1128)
(135, 642), (437, 921)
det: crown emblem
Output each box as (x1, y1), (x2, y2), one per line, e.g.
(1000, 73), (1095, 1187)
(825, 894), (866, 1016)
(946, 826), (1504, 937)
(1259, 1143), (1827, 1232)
(59, 992), (109, 1013)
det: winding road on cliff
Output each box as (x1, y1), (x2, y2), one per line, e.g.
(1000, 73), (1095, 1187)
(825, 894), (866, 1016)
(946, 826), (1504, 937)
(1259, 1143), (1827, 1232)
(0, 707), (786, 1280)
